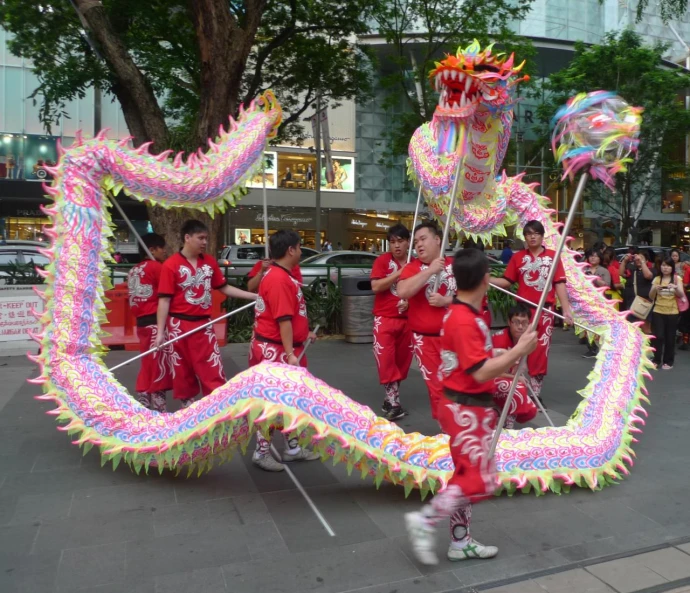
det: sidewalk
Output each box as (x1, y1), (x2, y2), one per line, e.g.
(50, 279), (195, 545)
(0, 332), (688, 593)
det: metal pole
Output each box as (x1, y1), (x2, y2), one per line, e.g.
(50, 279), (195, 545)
(433, 157), (464, 291)
(315, 95), (322, 251)
(522, 374), (555, 427)
(488, 284), (600, 335)
(407, 186), (423, 264)
(109, 195), (154, 261)
(262, 156), (269, 259)
(109, 301), (256, 372)
(489, 171), (590, 458)
(297, 324), (320, 363)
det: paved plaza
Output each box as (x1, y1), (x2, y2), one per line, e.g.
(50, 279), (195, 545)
(0, 332), (689, 593)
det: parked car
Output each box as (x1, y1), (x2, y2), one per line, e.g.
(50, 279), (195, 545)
(218, 244), (320, 277)
(299, 251), (378, 291)
(0, 244), (52, 285)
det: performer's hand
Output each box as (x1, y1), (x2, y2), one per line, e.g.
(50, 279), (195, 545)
(563, 309), (574, 326)
(154, 332), (165, 351)
(397, 299), (408, 313)
(261, 259), (271, 273)
(428, 258), (445, 275)
(308, 331), (318, 342)
(428, 292), (447, 307)
(287, 353), (300, 366)
(516, 329), (538, 355)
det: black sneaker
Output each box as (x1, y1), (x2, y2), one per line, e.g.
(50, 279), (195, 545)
(381, 400), (392, 413)
(383, 405), (407, 421)
(582, 350), (598, 359)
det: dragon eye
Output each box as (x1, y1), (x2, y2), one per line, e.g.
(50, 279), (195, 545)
(473, 64), (500, 73)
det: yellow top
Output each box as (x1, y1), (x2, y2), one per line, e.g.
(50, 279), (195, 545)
(652, 275), (681, 315)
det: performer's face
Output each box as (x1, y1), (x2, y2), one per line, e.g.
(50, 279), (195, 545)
(389, 236), (409, 260)
(509, 314), (529, 341)
(185, 231), (208, 255)
(413, 229), (441, 263)
(523, 228), (543, 250)
(150, 245), (167, 263)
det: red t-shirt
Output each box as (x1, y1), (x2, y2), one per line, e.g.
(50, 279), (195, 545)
(248, 261), (303, 284)
(254, 264), (309, 344)
(504, 248), (566, 306)
(128, 259), (162, 319)
(491, 328), (514, 351)
(439, 300), (494, 394)
(371, 252), (408, 318)
(399, 256), (456, 335)
(481, 294), (491, 328)
(158, 252), (226, 318)
(608, 263), (620, 288)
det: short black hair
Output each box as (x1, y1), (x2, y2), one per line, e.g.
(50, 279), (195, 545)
(181, 219), (208, 242)
(523, 220), (545, 236)
(452, 248), (489, 291)
(139, 233), (165, 259)
(508, 303), (531, 321)
(584, 248), (601, 260)
(414, 221), (441, 238)
(387, 223), (410, 242)
(269, 229), (301, 259)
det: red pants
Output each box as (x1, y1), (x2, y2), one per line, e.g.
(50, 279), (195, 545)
(492, 377), (537, 423)
(373, 316), (413, 384)
(167, 317), (227, 400)
(527, 308), (554, 377)
(135, 324), (173, 394)
(412, 333), (443, 419)
(437, 400), (498, 502)
(248, 337), (307, 368)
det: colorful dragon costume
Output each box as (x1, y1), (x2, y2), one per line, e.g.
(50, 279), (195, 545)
(29, 43), (649, 500)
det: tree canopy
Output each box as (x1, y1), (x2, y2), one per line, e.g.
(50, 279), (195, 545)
(538, 29), (690, 244)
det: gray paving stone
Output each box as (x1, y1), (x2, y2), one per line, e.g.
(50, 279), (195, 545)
(68, 582), (155, 593)
(0, 492), (19, 526)
(70, 482), (176, 517)
(31, 448), (83, 472)
(172, 457), (258, 504)
(221, 539), (420, 593)
(57, 542), (127, 589)
(568, 498), (663, 536)
(483, 580), (546, 593)
(534, 568), (614, 592)
(262, 484), (387, 552)
(0, 550), (61, 593)
(125, 524), (251, 580)
(211, 493), (272, 526)
(679, 542), (690, 555)
(586, 557), (669, 593)
(0, 523), (40, 557)
(0, 453), (31, 475)
(152, 500), (242, 538)
(155, 566), (227, 593)
(32, 508), (155, 554)
(9, 491), (73, 525)
(244, 521), (290, 560)
(341, 571), (461, 593)
(631, 548), (690, 581)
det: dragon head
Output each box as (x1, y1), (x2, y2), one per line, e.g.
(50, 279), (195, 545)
(429, 40), (527, 153)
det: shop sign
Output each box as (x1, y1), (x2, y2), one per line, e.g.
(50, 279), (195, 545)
(232, 210), (316, 229)
(375, 222), (391, 230)
(0, 287), (43, 342)
(350, 219), (368, 228)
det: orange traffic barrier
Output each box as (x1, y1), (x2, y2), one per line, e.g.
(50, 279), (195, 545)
(102, 283), (228, 350)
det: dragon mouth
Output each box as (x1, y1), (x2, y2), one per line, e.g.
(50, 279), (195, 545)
(433, 68), (499, 119)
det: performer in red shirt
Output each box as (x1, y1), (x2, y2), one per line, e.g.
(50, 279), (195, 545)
(247, 230), (319, 472)
(128, 233), (172, 412)
(156, 220), (257, 407)
(247, 258), (303, 292)
(370, 223), (414, 421)
(397, 222), (456, 419)
(405, 249), (537, 565)
(490, 220), (572, 405)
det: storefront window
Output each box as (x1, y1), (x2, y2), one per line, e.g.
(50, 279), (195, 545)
(3, 216), (51, 241)
(321, 157), (355, 192)
(274, 152), (356, 192)
(24, 135), (58, 181)
(247, 151), (277, 189)
(661, 192), (683, 214)
(0, 134), (24, 180)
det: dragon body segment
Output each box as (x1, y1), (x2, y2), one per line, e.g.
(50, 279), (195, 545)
(30, 65), (648, 499)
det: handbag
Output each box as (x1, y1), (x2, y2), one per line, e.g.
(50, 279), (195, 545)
(629, 270), (653, 320)
(676, 275), (689, 312)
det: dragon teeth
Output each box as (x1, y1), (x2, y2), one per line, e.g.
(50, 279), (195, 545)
(465, 77), (471, 93)
(450, 70), (457, 81)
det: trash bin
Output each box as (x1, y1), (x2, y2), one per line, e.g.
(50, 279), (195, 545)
(341, 277), (375, 344)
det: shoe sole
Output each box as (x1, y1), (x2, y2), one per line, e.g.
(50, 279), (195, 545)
(252, 460), (285, 472)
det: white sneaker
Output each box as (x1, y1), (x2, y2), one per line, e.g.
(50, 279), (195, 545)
(405, 512), (438, 565)
(252, 453), (285, 472)
(282, 447), (319, 462)
(447, 539), (498, 561)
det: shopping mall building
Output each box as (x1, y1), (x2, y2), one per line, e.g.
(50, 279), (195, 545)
(1, 0), (689, 251)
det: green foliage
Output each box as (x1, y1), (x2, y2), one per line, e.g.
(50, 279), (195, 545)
(488, 265), (515, 322)
(370, 0), (536, 163)
(598, 0), (689, 23)
(536, 30), (690, 242)
(1, 261), (46, 285)
(0, 0), (374, 145)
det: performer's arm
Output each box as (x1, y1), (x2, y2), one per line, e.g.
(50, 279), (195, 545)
(639, 257), (653, 280)
(247, 260), (271, 293)
(397, 259), (444, 299)
(428, 292), (454, 308)
(279, 319), (299, 366)
(472, 330), (538, 383)
(555, 283), (573, 325)
(155, 297), (171, 349)
(489, 276), (512, 290)
(219, 284), (258, 301)
(371, 268), (402, 293)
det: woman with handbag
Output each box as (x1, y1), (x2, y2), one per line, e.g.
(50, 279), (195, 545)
(620, 249), (654, 334)
(649, 258), (687, 370)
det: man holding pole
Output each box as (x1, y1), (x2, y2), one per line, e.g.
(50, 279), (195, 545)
(397, 222), (456, 420)
(405, 249), (537, 565)
(370, 223), (414, 421)
(248, 229), (319, 472)
(128, 233), (172, 413)
(490, 220), (573, 405)
(155, 220), (257, 408)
